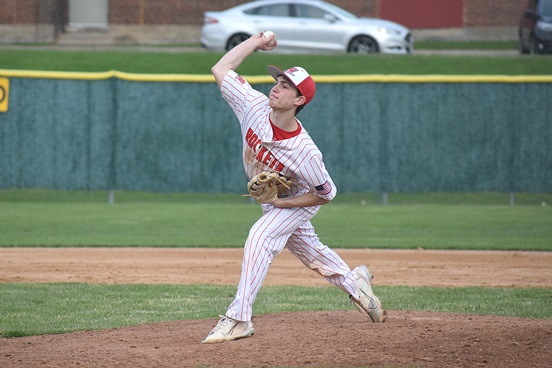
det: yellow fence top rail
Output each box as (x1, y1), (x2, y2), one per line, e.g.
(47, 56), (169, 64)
(1, 69), (552, 83)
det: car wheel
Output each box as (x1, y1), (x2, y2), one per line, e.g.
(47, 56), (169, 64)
(226, 33), (250, 51)
(348, 36), (379, 54)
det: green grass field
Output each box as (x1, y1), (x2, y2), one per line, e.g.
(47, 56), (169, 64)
(1, 190), (551, 250)
(1, 283), (550, 338)
(0, 43), (550, 75)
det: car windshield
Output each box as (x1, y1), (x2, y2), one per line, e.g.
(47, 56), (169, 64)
(539, 0), (552, 16)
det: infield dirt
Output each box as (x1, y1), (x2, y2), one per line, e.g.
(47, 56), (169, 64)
(1, 248), (551, 368)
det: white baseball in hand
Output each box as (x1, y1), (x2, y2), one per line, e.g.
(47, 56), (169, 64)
(262, 31), (277, 47)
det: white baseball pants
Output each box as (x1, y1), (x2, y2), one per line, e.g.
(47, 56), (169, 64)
(226, 205), (360, 322)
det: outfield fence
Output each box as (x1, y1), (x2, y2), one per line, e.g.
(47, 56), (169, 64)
(0, 70), (550, 202)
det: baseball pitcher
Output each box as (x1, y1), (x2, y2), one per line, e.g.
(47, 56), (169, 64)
(202, 31), (386, 344)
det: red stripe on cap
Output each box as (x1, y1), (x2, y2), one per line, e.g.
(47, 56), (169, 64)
(296, 76), (316, 105)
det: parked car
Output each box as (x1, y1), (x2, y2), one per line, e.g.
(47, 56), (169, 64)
(519, 0), (552, 54)
(201, 0), (413, 54)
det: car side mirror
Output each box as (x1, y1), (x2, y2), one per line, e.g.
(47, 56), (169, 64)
(523, 10), (535, 18)
(324, 13), (338, 23)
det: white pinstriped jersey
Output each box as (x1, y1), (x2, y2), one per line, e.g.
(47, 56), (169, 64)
(221, 70), (337, 201)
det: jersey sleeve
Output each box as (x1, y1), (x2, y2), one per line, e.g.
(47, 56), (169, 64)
(219, 70), (266, 123)
(303, 154), (337, 201)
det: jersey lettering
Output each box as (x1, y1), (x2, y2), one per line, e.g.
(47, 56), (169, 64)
(255, 146), (268, 162)
(245, 129), (262, 151)
(246, 127), (284, 173)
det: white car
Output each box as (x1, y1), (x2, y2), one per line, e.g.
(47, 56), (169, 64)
(201, 0), (413, 54)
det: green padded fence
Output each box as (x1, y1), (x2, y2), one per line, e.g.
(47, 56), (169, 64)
(0, 70), (550, 194)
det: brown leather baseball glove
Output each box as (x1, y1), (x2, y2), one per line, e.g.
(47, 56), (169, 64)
(247, 172), (292, 204)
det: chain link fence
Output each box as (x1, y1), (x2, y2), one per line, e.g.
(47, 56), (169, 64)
(1, 74), (550, 205)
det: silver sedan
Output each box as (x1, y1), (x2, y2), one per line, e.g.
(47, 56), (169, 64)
(201, 0), (413, 54)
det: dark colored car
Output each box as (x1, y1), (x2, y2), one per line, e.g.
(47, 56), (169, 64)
(519, 0), (552, 54)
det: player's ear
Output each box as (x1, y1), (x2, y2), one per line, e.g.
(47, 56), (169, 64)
(295, 95), (307, 107)
(294, 96), (307, 116)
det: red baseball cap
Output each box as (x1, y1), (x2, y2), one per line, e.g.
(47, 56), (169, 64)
(267, 65), (316, 106)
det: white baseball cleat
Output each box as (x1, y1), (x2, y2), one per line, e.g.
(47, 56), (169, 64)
(350, 265), (387, 323)
(201, 315), (254, 344)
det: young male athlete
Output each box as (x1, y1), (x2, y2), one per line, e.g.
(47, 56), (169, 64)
(202, 32), (386, 344)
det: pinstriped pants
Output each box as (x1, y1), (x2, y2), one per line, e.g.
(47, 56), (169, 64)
(226, 204), (360, 322)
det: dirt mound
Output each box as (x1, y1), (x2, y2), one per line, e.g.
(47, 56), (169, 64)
(1, 248), (551, 367)
(1, 310), (551, 368)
